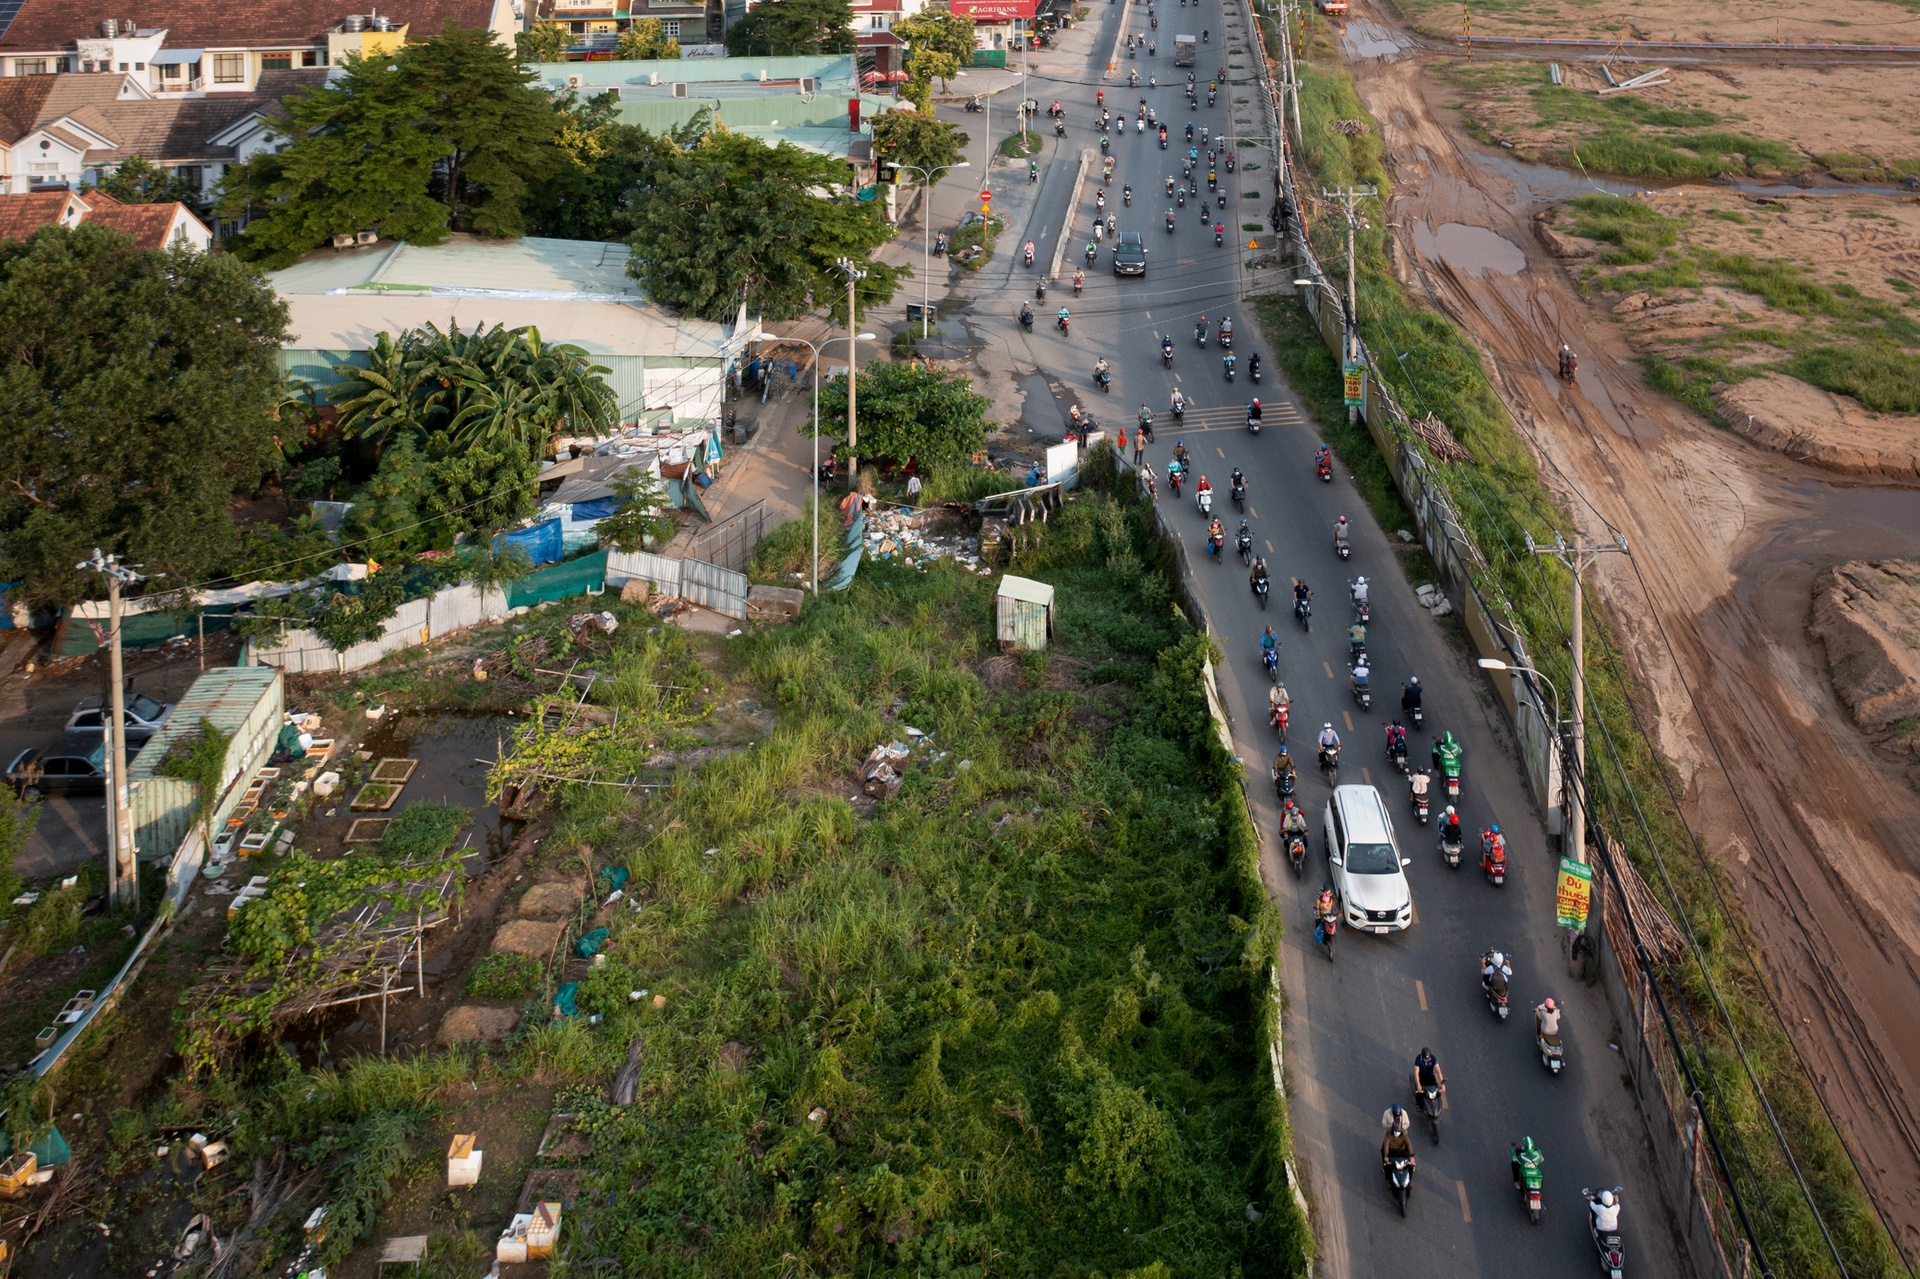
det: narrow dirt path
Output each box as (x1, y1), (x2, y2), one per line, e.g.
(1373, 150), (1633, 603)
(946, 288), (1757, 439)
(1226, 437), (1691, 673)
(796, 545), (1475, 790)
(1336, 2), (1920, 1251)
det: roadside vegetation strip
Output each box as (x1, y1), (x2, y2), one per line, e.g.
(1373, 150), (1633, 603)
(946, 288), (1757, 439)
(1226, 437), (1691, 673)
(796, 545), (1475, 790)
(540, 468), (1308, 1275)
(1258, 12), (1909, 1277)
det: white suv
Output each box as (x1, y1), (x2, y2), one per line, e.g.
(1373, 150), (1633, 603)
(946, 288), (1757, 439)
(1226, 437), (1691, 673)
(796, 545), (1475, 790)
(1324, 784), (1414, 934)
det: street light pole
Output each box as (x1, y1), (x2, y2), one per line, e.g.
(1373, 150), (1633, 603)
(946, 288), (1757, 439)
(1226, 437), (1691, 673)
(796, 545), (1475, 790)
(1526, 532), (1629, 865)
(78, 548), (143, 909)
(902, 161), (970, 339)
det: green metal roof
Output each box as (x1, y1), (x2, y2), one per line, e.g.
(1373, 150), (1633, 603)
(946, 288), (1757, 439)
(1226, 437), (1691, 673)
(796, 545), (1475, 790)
(126, 666), (282, 783)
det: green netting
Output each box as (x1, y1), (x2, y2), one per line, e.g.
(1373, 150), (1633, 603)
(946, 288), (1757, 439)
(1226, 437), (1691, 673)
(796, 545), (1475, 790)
(505, 551), (608, 610)
(58, 606), (239, 656)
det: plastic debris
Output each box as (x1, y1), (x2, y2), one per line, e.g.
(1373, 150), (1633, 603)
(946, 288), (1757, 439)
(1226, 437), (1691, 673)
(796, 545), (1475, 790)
(575, 927), (610, 958)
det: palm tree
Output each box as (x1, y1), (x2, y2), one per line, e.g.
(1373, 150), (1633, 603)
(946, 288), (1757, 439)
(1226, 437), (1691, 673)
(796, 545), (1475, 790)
(328, 332), (427, 442)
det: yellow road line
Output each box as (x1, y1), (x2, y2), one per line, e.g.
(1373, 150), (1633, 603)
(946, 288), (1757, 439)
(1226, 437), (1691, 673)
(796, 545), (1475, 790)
(1323, 661), (1334, 679)
(1416, 979), (1427, 1010)
(1343, 711), (1354, 732)
(1457, 1180), (1472, 1223)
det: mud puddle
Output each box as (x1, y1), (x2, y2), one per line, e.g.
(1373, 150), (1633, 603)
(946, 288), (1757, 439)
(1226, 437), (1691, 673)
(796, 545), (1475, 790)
(1339, 19), (1413, 61)
(1412, 219), (1526, 275)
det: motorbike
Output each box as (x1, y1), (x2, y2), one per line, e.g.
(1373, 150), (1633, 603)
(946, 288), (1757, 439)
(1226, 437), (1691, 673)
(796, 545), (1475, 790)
(1351, 666), (1371, 710)
(1055, 119), (1067, 137)
(1319, 743), (1341, 784)
(1482, 834), (1506, 885)
(1418, 1083), (1442, 1145)
(1167, 211), (1177, 232)
(1352, 588), (1370, 625)
(1317, 454), (1333, 482)
(1223, 353), (1236, 381)
(1024, 242), (1035, 267)
(1410, 775), (1430, 824)
(1483, 965), (1511, 1020)
(1407, 701), (1425, 731)
(1086, 244), (1098, 265)
(1315, 900), (1337, 959)
(1124, 187), (1133, 205)
(1093, 365), (1111, 391)
(1136, 117), (1144, 133)
(1100, 135), (1110, 153)
(1096, 192), (1106, 213)
(1196, 486), (1212, 517)
(1254, 574), (1270, 610)
(1194, 322), (1208, 347)
(1285, 828), (1307, 875)
(933, 233), (948, 255)
(1439, 758), (1461, 804)
(1161, 133), (1169, 149)
(1215, 227), (1225, 247)
(1018, 306), (1034, 330)
(1208, 168), (1217, 188)
(1262, 646), (1279, 683)
(1273, 758), (1296, 801)
(1515, 1150), (1545, 1225)
(1386, 732), (1408, 773)
(1584, 1190), (1625, 1279)
(1178, 188), (1187, 207)
(1294, 596), (1311, 632)
(1219, 325), (1233, 350)
(1056, 313), (1071, 335)
(1387, 1155), (1414, 1216)
(1335, 531), (1351, 561)
(1227, 153), (1237, 173)
(1539, 1025), (1565, 1076)
(1162, 339), (1175, 364)
(1171, 398), (1186, 421)
(1440, 829), (1463, 868)
(1250, 355), (1262, 383)
(1036, 277), (1049, 299)
(964, 95), (984, 112)
(1269, 698), (1288, 740)
(1074, 274), (1085, 296)
(1231, 479), (1246, 510)
(1207, 531), (1225, 563)
(1237, 527), (1253, 565)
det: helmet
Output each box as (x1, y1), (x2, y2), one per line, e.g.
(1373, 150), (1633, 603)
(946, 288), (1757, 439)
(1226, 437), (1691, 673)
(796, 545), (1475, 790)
(1490, 824), (1501, 835)
(1324, 723), (1333, 731)
(1543, 998), (1556, 1011)
(1409, 675), (1419, 685)
(1391, 1103), (1405, 1118)
(1251, 398), (1260, 407)
(1277, 746), (1288, 756)
(1445, 805), (1456, 816)
(1521, 1136), (1539, 1157)
(1357, 576), (1367, 585)
(1599, 1190), (1614, 1207)
(1337, 514), (1348, 523)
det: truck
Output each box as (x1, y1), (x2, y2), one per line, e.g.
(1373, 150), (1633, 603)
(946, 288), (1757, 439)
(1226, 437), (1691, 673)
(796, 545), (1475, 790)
(1173, 33), (1196, 65)
(1318, 0), (1348, 13)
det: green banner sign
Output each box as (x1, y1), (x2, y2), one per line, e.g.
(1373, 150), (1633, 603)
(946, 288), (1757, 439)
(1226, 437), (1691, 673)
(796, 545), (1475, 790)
(1342, 362), (1365, 407)
(1555, 856), (1593, 930)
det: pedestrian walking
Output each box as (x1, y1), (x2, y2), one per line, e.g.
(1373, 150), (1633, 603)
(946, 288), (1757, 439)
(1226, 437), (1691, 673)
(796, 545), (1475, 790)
(905, 472), (922, 506)
(1133, 432), (1146, 464)
(1117, 427), (1129, 459)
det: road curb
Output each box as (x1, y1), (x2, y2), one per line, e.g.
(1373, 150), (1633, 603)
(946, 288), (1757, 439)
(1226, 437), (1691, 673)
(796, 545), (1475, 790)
(1049, 147), (1095, 283)
(1104, 0), (1134, 78)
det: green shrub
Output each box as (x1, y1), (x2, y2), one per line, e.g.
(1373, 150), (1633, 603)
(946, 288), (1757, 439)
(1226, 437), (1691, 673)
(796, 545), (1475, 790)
(378, 802), (469, 860)
(1789, 344), (1920, 414)
(1698, 250), (1845, 315)
(1564, 194), (1678, 264)
(464, 952), (542, 1000)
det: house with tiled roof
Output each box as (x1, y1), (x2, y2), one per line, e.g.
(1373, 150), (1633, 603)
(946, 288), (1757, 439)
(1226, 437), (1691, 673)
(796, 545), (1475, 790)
(0, 68), (321, 201)
(0, 0), (516, 98)
(0, 186), (211, 249)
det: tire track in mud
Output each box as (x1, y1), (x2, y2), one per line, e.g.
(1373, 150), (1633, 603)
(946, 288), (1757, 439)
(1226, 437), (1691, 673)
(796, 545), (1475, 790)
(1336, 4), (1920, 1252)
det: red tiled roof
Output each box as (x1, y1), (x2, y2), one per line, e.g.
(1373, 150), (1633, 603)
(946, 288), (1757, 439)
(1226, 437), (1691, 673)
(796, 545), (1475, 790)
(0, 0), (502, 52)
(0, 190), (78, 242)
(0, 71), (322, 160)
(84, 200), (195, 250)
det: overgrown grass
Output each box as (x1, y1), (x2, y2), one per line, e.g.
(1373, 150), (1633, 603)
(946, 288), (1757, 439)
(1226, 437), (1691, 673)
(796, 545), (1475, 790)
(1789, 343), (1920, 414)
(464, 952), (542, 1000)
(1268, 11), (1910, 1275)
(534, 467), (1307, 1275)
(1565, 193), (1679, 264)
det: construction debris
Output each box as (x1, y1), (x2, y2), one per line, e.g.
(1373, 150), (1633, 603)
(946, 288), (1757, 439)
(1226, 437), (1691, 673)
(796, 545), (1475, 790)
(1597, 66), (1670, 95)
(1414, 584), (1454, 618)
(1410, 413), (1474, 463)
(863, 506), (987, 573)
(567, 610), (620, 638)
(1328, 118), (1368, 136)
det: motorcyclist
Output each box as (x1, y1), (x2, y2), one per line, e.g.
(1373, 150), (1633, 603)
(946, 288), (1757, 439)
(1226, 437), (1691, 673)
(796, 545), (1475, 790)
(1236, 517), (1252, 558)
(1194, 315), (1209, 343)
(1348, 621), (1366, 659)
(1207, 517), (1225, 557)
(1185, 121), (1194, 141)
(1440, 805), (1462, 845)
(1432, 730), (1462, 776)
(1196, 473), (1212, 497)
(1246, 399), (1262, 427)
(1409, 767), (1430, 807)
(1273, 746), (1297, 790)
(1412, 1047), (1445, 1097)
(1351, 575), (1369, 611)
(1230, 465), (1246, 495)
(1314, 883), (1336, 931)
(1166, 175), (1175, 196)
(1251, 555), (1270, 592)
(1019, 301), (1034, 327)
(1172, 440), (1190, 469)
(1249, 352), (1261, 379)
(1381, 1101), (1412, 1137)
(1386, 719), (1408, 761)
(1123, 182), (1133, 204)
(1535, 996), (1560, 1039)
(1401, 675), (1422, 715)
(1316, 443), (1333, 473)
(1057, 305), (1072, 332)
(1589, 1189), (1621, 1233)
(1029, 158), (1039, 183)
(1220, 316), (1233, 346)
(1093, 356), (1110, 386)
(1139, 403), (1155, 435)
(1317, 722), (1341, 761)
(1382, 1118), (1416, 1172)
(1334, 514), (1351, 548)
(1512, 1137), (1544, 1191)
(1282, 799), (1309, 842)
(1074, 268), (1086, 295)
(1260, 624), (1279, 657)
(1482, 822), (1507, 862)
(1293, 579), (1312, 609)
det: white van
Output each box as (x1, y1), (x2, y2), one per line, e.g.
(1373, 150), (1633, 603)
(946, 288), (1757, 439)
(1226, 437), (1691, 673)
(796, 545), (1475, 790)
(1323, 784), (1414, 934)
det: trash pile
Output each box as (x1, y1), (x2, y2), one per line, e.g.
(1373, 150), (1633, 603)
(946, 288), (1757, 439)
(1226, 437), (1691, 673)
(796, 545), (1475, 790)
(864, 507), (992, 575)
(1414, 584), (1453, 618)
(567, 610), (621, 637)
(860, 726), (944, 798)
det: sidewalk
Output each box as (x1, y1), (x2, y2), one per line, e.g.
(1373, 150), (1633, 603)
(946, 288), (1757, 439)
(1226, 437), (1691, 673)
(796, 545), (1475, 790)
(664, 381), (819, 559)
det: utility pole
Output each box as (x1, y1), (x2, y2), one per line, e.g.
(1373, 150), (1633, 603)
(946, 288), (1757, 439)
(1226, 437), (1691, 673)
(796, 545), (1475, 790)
(78, 548), (143, 907)
(1527, 531), (1629, 866)
(1323, 185), (1377, 423)
(836, 258), (869, 488)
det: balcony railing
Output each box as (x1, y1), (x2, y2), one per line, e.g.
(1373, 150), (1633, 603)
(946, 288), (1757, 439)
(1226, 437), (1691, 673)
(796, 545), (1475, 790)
(156, 75), (205, 93)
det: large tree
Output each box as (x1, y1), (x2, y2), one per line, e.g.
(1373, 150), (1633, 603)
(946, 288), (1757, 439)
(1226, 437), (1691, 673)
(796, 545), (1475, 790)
(0, 226), (290, 608)
(616, 19), (683, 59)
(723, 0), (855, 56)
(88, 155), (203, 205)
(626, 128), (904, 321)
(817, 361), (990, 468)
(872, 109), (969, 186)
(219, 24), (564, 267)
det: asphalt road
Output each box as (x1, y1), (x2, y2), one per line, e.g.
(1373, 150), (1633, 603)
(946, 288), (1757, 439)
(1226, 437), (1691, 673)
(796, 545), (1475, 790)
(958, 4), (1686, 1275)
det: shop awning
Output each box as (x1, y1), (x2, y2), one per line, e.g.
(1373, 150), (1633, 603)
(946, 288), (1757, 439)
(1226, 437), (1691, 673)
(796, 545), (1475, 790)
(149, 48), (205, 65)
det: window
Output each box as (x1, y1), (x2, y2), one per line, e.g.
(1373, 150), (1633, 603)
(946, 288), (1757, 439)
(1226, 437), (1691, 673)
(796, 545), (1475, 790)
(119, 61), (129, 70)
(135, 61), (145, 70)
(869, 14), (883, 27)
(662, 19), (681, 36)
(16, 60), (48, 74)
(29, 162), (62, 174)
(213, 52), (244, 82)
(302, 49), (319, 66)
(159, 61), (181, 79)
(261, 52), (292, 70)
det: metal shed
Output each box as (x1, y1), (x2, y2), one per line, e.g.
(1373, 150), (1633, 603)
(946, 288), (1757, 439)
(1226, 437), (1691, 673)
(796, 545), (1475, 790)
(127, 666), (283, 865)
(994, 576), (1056, 652)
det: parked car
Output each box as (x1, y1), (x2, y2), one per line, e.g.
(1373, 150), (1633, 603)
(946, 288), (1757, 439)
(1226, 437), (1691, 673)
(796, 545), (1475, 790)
(1324, 783), (1414, 934)
(6, 734), (111, 801)
(64, 692), (172, 741)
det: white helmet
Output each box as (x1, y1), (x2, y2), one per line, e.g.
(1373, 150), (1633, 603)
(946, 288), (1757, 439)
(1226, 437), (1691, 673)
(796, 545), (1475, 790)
(1356, 576), (1367, 586)
(1599, 1190), (1616, 1207)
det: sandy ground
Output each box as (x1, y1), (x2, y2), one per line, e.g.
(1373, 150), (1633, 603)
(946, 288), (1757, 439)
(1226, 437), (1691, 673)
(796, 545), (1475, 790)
(1719, 374), (1920, 480)
(1394, 0), (1920, 47)
(1433, 55), (1920, 174)
(1336, 0), (1920, 1251)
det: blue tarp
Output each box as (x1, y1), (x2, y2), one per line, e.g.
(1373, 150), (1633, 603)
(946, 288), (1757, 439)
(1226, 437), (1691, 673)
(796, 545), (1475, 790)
(0, 582), (16, 628)
(494, 518), (564, 566)
(568, 496), (621, 521)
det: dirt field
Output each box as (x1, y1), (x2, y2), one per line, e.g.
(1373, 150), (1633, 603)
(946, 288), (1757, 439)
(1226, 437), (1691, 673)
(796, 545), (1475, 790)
(1337, 0), (1920, 1252)
(1431, 54), (1920, 180)
(1393, 0), (1920, 48)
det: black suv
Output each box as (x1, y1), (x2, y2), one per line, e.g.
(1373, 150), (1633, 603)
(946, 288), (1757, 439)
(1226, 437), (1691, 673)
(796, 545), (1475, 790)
(1112, 231), (1147, 276)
